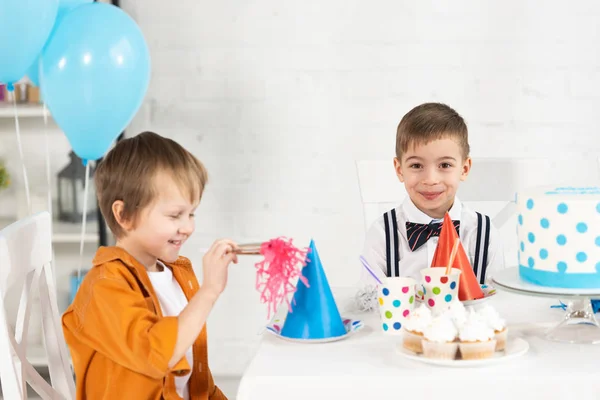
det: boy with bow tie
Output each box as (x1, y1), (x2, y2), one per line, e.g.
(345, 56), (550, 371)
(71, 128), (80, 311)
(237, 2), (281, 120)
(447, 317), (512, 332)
(362, 103), (504, 285)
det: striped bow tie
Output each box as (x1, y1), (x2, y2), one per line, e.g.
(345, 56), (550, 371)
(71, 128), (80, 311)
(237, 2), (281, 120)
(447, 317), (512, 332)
(405, 220), (460, 251)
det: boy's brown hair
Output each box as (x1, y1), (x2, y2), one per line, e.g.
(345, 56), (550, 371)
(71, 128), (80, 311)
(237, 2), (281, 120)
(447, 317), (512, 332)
(95, 131), (208, 238)
(395, 102), (470, 160)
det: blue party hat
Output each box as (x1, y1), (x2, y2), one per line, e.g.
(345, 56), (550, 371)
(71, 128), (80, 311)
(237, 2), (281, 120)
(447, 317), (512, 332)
(280, 239), (346, 340)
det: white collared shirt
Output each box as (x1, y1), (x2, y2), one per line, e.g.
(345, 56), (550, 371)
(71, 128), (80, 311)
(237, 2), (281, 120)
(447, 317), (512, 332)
(148, 261), (193, 400)
(361, 197), (505, 284)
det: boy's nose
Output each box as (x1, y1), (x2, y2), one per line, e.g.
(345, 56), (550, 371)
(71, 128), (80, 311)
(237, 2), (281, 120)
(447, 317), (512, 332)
(179, 217), (194, 235)
(422, 168), (440, 185)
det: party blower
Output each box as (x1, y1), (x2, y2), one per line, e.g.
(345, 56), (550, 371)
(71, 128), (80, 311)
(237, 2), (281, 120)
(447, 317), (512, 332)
(202, 237), (311, 318)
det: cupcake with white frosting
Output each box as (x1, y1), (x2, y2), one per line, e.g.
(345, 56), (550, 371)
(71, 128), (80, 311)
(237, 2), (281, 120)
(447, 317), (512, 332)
(421, 315), (458, 360)
(457, 310), (496, 360)
(441, 300), (468, 330)
(477, 304), (508, 351)
(402, 304), (432, 353)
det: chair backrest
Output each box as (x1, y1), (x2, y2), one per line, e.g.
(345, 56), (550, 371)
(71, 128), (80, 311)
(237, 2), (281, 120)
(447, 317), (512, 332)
(0, 212), (75, 399)
(356, 157), (600, 266)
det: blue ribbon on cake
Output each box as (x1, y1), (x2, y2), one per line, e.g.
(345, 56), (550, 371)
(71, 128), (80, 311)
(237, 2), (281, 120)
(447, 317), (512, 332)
(551, 300), (600, 313)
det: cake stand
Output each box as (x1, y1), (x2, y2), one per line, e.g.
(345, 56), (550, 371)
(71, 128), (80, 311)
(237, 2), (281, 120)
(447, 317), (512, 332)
(493, 267), (600, 345)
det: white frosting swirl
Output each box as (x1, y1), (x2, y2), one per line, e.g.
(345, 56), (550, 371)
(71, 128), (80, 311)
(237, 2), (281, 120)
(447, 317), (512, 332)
(441, 301), (468, 329)
(423, 315), (458, 343)
(477, 304), (506, 332)
(458, 310), (495, 342)
(403, 304), (432, 333)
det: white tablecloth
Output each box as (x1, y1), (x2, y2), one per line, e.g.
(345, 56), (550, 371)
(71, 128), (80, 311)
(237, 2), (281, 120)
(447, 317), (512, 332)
(237, 291), (600, 400)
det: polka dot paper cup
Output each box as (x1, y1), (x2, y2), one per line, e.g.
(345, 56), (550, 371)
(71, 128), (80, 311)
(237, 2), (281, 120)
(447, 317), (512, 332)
(420, 268), (461, 315)
(377, 277), (417, 334)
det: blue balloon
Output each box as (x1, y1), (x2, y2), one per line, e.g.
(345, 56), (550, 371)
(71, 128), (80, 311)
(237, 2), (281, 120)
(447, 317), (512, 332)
(26, 0), (93, 87)
(26, 61), (41, 87)
(41, 3), (150, 162)
(59, 0), (93, 12)
(0, 0), (58, 86)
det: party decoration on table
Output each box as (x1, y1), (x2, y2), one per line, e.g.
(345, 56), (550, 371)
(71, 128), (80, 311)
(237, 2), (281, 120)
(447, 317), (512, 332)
(41, 2), (150, 164)
(279, 240), (348, 341)
(431, 212), (484, 301)
(359, 255), (383, 285)
(267, 316), (364, 344)
(377, 276), (417, 334)
(254, 237), (311, 319)
(420, 267), (462, 314)
(354, 284), (379, 312)
(551, 299), (600, 313)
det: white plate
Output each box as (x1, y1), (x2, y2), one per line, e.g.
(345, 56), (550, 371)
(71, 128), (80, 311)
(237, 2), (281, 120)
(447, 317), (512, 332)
(396, 337), (529, 367)
(461, 284), (497, 306)
(265, 316), (364, 344)
(493, 267), (600, 297)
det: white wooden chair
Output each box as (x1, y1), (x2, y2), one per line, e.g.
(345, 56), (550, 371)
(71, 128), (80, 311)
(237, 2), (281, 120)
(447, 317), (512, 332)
(356, 157), (600, 267)
(0, 211), (75, 399)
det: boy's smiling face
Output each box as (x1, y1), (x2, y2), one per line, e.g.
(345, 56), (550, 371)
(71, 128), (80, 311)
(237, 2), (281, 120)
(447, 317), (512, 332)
(114, 171), (200, 270)
(394, 137), (471, 219)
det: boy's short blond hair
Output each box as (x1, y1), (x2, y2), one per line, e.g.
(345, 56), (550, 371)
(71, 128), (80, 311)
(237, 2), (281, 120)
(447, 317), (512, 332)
(396, 102), (470, 160)
(95, 131), (208, 238)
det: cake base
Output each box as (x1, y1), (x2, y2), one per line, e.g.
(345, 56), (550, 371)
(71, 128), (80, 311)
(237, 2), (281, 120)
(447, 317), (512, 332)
(493, 267), (600, 344)
(545, 298), (600, 344)
(519, 265), (600, 289)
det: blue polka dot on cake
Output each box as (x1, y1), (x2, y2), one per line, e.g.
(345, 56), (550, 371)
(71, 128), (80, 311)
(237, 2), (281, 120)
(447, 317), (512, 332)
(557, 261), (567, 273)
(527, 199), (534, 209)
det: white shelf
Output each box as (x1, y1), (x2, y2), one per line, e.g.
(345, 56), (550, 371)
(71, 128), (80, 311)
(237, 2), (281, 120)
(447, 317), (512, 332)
(0, 218), (99, 244)
(0, 103), (50, 118)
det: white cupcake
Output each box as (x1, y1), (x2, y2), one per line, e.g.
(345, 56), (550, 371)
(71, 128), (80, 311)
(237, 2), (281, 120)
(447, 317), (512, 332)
(441, 300), (468, 330)
(421, 315), (458, 360)
(458, 310), (496, 360)
(402, 304), (432, 354)
(477, 304), (508, 351)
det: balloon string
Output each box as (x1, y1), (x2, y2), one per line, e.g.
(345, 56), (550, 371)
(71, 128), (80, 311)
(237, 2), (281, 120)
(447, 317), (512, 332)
(77, 163), (91, 283)
(12, 93), (31, 215)
(43, 103), (52, 217)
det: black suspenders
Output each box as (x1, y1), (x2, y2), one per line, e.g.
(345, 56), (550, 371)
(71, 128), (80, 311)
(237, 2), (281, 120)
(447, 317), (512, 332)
(473, 212), (491, 284)
(383, 209), (400, 277)
(383, 209), (490, 282)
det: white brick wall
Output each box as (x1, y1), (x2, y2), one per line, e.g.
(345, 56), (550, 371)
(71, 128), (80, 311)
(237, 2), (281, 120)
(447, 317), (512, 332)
(119, 1), (600, 387)
(2, 0), (600, 396)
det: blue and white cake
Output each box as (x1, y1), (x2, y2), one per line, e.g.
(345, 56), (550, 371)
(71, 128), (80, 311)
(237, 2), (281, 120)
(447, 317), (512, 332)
(517, 186), (600, 288)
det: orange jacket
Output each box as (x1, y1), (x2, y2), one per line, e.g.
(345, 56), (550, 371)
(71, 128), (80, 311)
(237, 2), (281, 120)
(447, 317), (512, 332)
(62, 246), (227, 400)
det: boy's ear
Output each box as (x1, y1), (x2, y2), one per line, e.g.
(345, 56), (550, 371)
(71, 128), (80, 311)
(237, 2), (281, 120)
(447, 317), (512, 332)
(112, 200), (134, 232)
(393, 157), (405, 183)
(460, 157), (472, 181)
